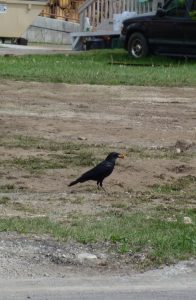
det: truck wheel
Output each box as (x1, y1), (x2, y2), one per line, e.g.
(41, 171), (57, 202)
(128, 33), (149, 58)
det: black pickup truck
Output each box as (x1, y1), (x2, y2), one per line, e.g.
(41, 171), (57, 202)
(120, 0), (196, 58)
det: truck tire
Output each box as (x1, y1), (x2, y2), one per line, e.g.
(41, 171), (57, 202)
(128, 33), (149, 58)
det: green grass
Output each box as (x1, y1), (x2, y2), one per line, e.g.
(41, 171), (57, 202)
(1, 135), (195, 174)
(0, 196), (10, 205)
(0, 50), (196, 86)
(126, 146), (195, 160)
(7, 150), (97, 171)
(0, 135), (90, 152)
(0, 209), (195, 268)
(152, 175), (196, 194)
(0, 217), (69, 239)
(0, 135), (104, 171)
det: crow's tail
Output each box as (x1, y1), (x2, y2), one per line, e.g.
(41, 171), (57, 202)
(68, 179), (79, 187)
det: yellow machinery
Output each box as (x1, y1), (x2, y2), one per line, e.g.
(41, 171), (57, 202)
(0, 0), (47, 44)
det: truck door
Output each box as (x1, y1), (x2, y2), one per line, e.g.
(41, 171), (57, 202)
(149, 0), (188, 54)
(183, 0), (196, 54)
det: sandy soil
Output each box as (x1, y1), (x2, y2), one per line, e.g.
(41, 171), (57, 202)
(0, 80), (196, 278)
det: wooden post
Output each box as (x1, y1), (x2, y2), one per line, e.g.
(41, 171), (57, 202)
(101, 0), (104, 22)
(80, 11), (85, 31)
(92, 2), (96, 28)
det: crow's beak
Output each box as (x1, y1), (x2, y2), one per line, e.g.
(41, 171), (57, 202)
(118, 153), (125, 159)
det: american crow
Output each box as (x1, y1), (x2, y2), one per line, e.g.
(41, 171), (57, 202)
(68, 152), (124, 190)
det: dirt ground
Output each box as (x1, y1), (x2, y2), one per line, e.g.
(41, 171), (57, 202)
(0, 80), (196, 278)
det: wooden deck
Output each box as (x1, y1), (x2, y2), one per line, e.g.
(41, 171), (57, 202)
(71, 0), (166, 50)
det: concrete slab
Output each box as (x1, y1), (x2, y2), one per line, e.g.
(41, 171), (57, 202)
(23, 16), (80, 44)
(0, 43), (76, 56)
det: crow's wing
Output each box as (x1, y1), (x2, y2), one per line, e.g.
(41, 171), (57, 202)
(78, 160), (114, 182)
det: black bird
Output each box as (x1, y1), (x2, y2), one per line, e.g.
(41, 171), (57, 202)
(68, 152), (124, 190)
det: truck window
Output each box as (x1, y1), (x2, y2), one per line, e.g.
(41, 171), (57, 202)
(191, 1), (196, 10)
(189, 1), (196, 20)
(165, 0), (187, 17)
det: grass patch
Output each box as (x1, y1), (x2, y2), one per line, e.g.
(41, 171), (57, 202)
(0, 196), (10, 205)
(0, 135), (105, 171)
(0, 134), (108, 155)
(50, 151), (99, 167)
(0, 50), (195, 86)
(152, 175), (196, 194)
(69, 196), (86, 205)
(126, 146), (195, 160)
(13, 202), (37, 214)
(8, 150), (98, 171)
(112, 201), (129, 209)
(0, 184), (16, 192)
(1, 135), (194, 165)
(0, 217), (69, 239)
(0, 135), (90, 152)
(12, 157), (65, 171)
(0, 135), (108, 171)
(0, 208), (195, 268)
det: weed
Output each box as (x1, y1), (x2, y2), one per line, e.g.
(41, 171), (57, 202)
(117, 243), (131, 254)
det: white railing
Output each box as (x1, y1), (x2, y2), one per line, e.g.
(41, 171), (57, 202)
(79, 0), (165, 31)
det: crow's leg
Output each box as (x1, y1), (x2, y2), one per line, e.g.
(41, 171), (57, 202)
(100, 181), (107, 193)
(97, 181), (107, 192)
(97, 181), (101, 190)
